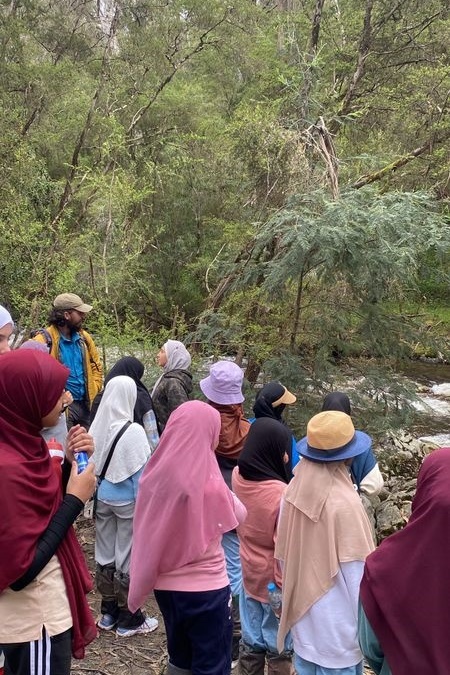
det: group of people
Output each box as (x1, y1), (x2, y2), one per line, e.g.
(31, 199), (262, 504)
(0, 296), (194, 673)
(1, 295), (450, 675)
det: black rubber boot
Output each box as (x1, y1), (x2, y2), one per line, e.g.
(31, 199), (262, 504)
(114, 570), (145, 629)
(238, 644), (265, 675)
(266, 651), (295, 675)
(95, 563), (119, 618)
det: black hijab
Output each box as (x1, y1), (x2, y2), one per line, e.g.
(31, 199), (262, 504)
(238, 417), (292, 483)
(321, 391), (351, 415)
(253, 381), (287, 421)
(90, 356), (153, 426)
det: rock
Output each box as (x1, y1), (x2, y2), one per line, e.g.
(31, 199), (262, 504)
(419, 440), (441, 455)
(360, 493), (377, 541)
(371, 431), (440, 543)
(375, 501), (406, 538)
(377, 487), (390, 502)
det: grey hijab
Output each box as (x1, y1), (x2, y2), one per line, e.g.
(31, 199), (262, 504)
(152, 339), (191, 395)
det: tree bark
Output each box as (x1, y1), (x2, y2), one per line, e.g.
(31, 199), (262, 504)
(298, 0), (325, 123)
(51, 6), (120, 227)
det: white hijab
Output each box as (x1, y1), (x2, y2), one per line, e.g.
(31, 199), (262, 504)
(0, 305), (13, 330)
(90, 375), (151, 483)
(152, 339), (191, 395)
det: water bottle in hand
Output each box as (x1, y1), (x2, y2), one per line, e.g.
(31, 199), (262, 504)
(75, 451), (89, 474)
(143, 409), (160, 453)
(267, 582), (282, 618)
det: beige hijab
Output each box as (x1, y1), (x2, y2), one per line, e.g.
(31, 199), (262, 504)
(275, 458), (375, 651)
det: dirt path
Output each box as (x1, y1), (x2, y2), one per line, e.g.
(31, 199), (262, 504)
(74, 518), (166, 675)
(74, 518), (374, 675)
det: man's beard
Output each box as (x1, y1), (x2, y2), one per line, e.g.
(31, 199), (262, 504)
(68, 320), (83, 333)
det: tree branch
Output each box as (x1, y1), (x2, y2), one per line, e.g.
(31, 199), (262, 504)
(351, 131), (450, 189)
(334, 0), (374, 130)
(127, 9), (231, 136)
(21, 95), (44, 136)
(297, 0), (325, 123)
(51, 6), (120, 227)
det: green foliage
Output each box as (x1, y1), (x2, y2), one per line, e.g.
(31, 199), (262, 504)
(195, 186), (450, 389)
(0, 0), (449, 420)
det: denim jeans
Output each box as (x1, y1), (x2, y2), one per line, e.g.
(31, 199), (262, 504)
(294, 653), (363, 675)
(221, 531), (242, 597)
(239, 589), (292, 654)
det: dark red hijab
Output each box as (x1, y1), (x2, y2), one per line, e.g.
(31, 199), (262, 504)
(0, 350), (96, 658)
(360, 447), (450, 675)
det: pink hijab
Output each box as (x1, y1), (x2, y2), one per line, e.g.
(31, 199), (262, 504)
(360, 447), (450, 675)
(128, 400), (238, 612)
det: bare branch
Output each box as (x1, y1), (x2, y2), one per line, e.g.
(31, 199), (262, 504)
(205, 244), (226, 294)
(21, 95), (44, 136)
(297, 0), (325, 122)
(304, 118), (340, 198)
(335, 0), (374, 128)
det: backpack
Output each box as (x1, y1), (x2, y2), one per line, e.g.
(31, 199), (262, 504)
(30, 328), (53, 353)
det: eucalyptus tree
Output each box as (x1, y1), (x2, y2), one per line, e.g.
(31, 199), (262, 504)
(0, 0), (448, 367)
(197, 0), (449, 373)
(0, 0), (266, 334)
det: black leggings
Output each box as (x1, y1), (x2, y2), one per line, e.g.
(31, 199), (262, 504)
(1, 627), (71, 675)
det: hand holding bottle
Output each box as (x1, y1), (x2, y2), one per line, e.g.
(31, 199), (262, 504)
(267, 582), (282, 618)
(65, 424), (94, 463)
(143, 409), (160, 453)
(67, 460), (96, 504)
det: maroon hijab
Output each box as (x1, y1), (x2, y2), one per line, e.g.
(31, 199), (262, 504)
(0, 350), (96, 658)
(360, 447), (450, 675)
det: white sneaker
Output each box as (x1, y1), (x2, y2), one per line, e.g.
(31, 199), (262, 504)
(116, 616), (158, 637)
(97, 613), (118, 631)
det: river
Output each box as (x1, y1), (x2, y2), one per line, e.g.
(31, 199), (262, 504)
(396, 360), (450, 444)
(257, 359), (450, 446)
(128, 350), (450, 446)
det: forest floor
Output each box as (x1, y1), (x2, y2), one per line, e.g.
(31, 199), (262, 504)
(74, 517), (166, 675)
(74, 517), (374, 675)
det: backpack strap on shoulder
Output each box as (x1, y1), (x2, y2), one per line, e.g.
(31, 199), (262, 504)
(30, 328), (53, 353)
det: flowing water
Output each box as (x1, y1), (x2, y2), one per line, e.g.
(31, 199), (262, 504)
(138, 349), (450, 445)
(395, 361), (450, 444)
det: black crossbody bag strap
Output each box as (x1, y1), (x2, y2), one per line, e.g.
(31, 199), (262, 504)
(92, 421), (132, 518)
(99, 420), (132, 480)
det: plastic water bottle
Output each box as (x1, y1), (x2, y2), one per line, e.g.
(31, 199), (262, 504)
(143, 409), (160, 453)
(75, 451), (89, 474)
(267, 582), (282, 618)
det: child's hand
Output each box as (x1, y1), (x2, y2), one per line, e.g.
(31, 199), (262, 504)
(67, 461), (96, 503)
(66, 424), (94, 463)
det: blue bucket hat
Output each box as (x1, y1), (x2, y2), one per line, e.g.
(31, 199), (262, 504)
(297, 410), (371, 462)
